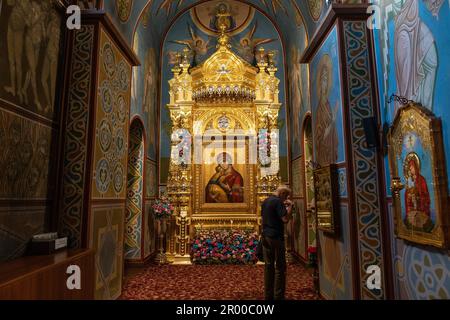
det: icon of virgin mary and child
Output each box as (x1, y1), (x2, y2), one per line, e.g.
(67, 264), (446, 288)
(403, 152), (434, 232)
(206, 152), (244, 203)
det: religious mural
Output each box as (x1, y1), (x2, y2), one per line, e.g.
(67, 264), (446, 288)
(169, 1), (276, 66)
(143, 48), (158, 156)
(310, 26), (344, 167)
(190, 0), (255, 36)
(0, 0), (62, 118)
(394, 0), (438, 112)
(103, 0), (331, 49)
(318, 205), (352, 300)
(132, 15), (159, 161)
(377, 0), (446, 119)
(0, 0), (62, 262)
(169, 24), (211, 66)
(374, 0), (450, 299)
(234, 21), (276, 64)
(289, 46), (307, 157)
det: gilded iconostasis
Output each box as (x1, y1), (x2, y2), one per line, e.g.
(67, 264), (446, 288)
(160, 0), (288, 184)
(1, 0), (450, 302)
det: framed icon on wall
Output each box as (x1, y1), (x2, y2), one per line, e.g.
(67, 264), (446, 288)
(388, 102), (449, 248)
(313, 164), (339, 236)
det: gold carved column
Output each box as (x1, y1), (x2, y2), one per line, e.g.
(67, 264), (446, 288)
(166, 49), (194, 264)
(255, 49), (282, 229)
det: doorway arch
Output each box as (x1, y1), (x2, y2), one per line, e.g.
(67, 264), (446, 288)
(124, 118), (146, 263)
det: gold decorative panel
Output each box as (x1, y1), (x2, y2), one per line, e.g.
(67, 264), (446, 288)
(90, 205), (124, 300)
(314, 164), (339, 236)
(92, 28), (131, 199)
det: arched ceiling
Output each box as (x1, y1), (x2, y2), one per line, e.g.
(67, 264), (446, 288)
(104, 0), (331, 49)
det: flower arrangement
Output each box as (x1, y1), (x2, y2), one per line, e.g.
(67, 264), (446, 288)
(152, 197), (174, 220)
(191, 229), (259, 265)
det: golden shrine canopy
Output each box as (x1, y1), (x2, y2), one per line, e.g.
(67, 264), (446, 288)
(165, 19), (282, 264)
(191, 25), (258, 104)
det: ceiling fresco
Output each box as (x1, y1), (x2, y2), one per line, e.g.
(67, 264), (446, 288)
(103, 0), (330, 49)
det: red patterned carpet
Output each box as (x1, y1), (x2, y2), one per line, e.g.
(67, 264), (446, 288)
(120, 263), (320, 300)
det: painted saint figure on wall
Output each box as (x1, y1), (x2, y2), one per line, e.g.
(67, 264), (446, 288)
(314, 54), (338, 166)
(206, 152), (244, 203)
(394, 0), (437, 111)
(289, 47), (303, 151)
(210, 2), (236, 31)
(2, 0), (61, 115)
(143, 48), (157, 156)
(4, 0), (28, 103)
(403, 152), (433, 232)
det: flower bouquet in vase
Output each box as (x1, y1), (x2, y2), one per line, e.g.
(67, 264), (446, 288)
(152, 197), (174, 264)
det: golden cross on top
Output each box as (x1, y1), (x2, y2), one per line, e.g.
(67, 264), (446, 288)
(182, 47), (190, 64)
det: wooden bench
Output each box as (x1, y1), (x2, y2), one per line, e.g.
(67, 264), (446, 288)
(0, 249), (94, 300)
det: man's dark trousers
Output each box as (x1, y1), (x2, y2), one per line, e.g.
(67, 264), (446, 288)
(263, 235), (286, 300)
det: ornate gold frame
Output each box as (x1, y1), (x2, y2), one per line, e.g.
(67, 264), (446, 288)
(388, 102), (449, 248)
(313, 164), (339, 236)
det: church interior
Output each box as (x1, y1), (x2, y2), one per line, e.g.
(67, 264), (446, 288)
(0, 0), (450, 301)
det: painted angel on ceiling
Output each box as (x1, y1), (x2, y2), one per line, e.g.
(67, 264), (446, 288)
(236, 21), (276, 63)
(170, 23), (211, 64)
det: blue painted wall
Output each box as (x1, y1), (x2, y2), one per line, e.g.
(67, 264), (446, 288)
(130, 11), (161, 160)
(310, 26), (345, 166)
(309, 24), (354, 300)
(318, 205), (354, 300)
(373, 0), (450, 299)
